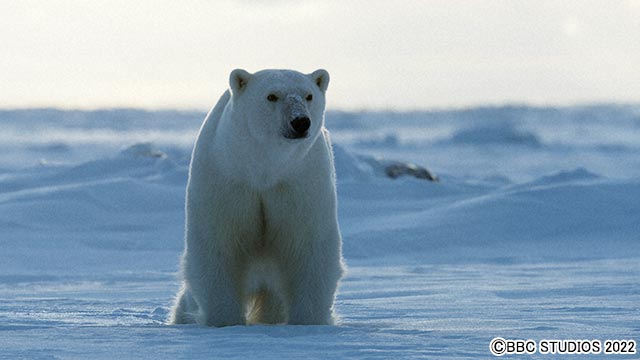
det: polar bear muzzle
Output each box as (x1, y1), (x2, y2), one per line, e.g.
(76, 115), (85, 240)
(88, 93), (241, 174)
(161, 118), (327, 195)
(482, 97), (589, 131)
(286, 116), (311, 139)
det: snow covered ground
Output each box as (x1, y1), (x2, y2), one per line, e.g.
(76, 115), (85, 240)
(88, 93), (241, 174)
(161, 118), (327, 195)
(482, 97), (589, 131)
(1, 106), (639, 359)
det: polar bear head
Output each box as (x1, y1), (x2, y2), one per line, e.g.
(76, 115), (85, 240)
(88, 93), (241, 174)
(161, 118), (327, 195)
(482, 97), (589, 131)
(228, 69), (330, 145)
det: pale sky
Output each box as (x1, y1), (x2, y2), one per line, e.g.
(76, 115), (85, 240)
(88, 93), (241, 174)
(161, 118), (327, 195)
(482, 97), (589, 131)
(2, 0), (639, 110)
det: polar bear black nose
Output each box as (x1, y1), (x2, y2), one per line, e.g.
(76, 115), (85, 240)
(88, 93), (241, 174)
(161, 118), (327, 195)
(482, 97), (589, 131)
(290, 117), (311, 136)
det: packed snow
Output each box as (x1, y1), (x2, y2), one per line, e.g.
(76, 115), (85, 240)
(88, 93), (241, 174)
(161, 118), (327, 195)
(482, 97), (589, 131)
(1, 106), (639, 359)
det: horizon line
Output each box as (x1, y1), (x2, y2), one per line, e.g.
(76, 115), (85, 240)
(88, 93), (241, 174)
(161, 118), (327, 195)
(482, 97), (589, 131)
(1, 100), (639, 114)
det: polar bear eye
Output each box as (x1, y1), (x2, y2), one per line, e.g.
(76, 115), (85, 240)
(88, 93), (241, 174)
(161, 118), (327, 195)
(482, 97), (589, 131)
(306, 94), (313, 101)
(267, 94), (279, 102)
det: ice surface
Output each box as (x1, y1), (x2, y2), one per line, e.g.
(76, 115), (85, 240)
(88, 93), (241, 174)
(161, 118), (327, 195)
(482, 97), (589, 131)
(0, 106), (638, 359)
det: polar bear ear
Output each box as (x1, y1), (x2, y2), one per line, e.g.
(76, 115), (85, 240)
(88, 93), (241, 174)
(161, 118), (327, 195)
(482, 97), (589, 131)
(229, 69), (252, 95)
(309, 69), (330, 93)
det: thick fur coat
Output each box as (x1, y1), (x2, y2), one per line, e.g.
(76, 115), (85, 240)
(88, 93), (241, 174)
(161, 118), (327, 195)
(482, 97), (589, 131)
(169, 69), (345, 327)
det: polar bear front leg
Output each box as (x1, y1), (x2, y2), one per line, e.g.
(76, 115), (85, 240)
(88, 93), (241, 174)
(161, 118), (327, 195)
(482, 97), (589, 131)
(169, 284), (198, 324)
(285, 240), (344, 325)
(185, 252), (246, 327)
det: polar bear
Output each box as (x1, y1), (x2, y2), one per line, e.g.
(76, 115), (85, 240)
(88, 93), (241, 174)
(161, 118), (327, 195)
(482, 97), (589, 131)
(169, 69), (345, 327)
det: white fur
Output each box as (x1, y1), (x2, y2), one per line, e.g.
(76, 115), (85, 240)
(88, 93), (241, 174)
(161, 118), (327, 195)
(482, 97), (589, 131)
(169, 69), (345, 327)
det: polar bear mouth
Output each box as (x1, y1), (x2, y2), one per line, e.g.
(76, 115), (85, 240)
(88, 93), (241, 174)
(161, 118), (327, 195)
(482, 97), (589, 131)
(284, 130), (309, 139)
